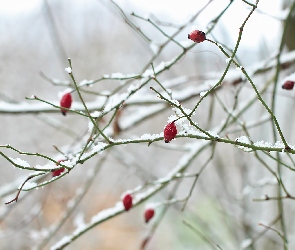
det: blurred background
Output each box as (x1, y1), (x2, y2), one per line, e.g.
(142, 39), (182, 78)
(1, 0), (295, 249)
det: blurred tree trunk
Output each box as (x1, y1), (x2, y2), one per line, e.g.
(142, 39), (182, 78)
(283, 0), (295, 50)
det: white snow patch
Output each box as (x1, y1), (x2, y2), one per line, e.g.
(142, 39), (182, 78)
(88, 121), (94, 132)
(79, 79), (94, 87)
(256, 177), (277, 186)
(253, 140), (273, 148)
(65, 67), (72, 74)
(179, 40), (193, 48)
(241, 238), (252, 249)
(235, 136), (252, 152)
(90, 111), (101, 118)
(35, 164), (55, 170)
(9, 157), (30, 168)
(29, 228), (49, 241)
(282, 72), (295, 84)
(225, 57), (232, 64)
(150, 42), (160, 54)
(21, 182), (37, 190)
(200, 91), (208, 97)
(140, 133), (161, 140)
(58, 88), (73, 99)
(207, 130), (220, 138)
(50, 235), (72, 250)
(73, 213), (86, 229)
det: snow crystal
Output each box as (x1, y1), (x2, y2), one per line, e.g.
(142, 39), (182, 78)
(9, 157), (30, 168)
(241, 238), (252, 249)
(65, 67), (72, 74)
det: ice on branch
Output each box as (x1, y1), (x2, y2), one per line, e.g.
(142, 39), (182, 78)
(65, 67), (72, 74)
(9, 157), (30, 168)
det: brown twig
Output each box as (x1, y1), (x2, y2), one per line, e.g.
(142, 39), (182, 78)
(5, 175), (35, 205)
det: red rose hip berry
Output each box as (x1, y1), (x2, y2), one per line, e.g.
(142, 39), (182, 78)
(188, 30), (206, 43)
(60, 92), (72, 116)
(164, 121), (177, 143)
(144, 208), (155, 223)
(52, 160), (65, 177)
(282, 80), (295, 90)
(52, 168), (65, 177)
(122, 194), (133, 211)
